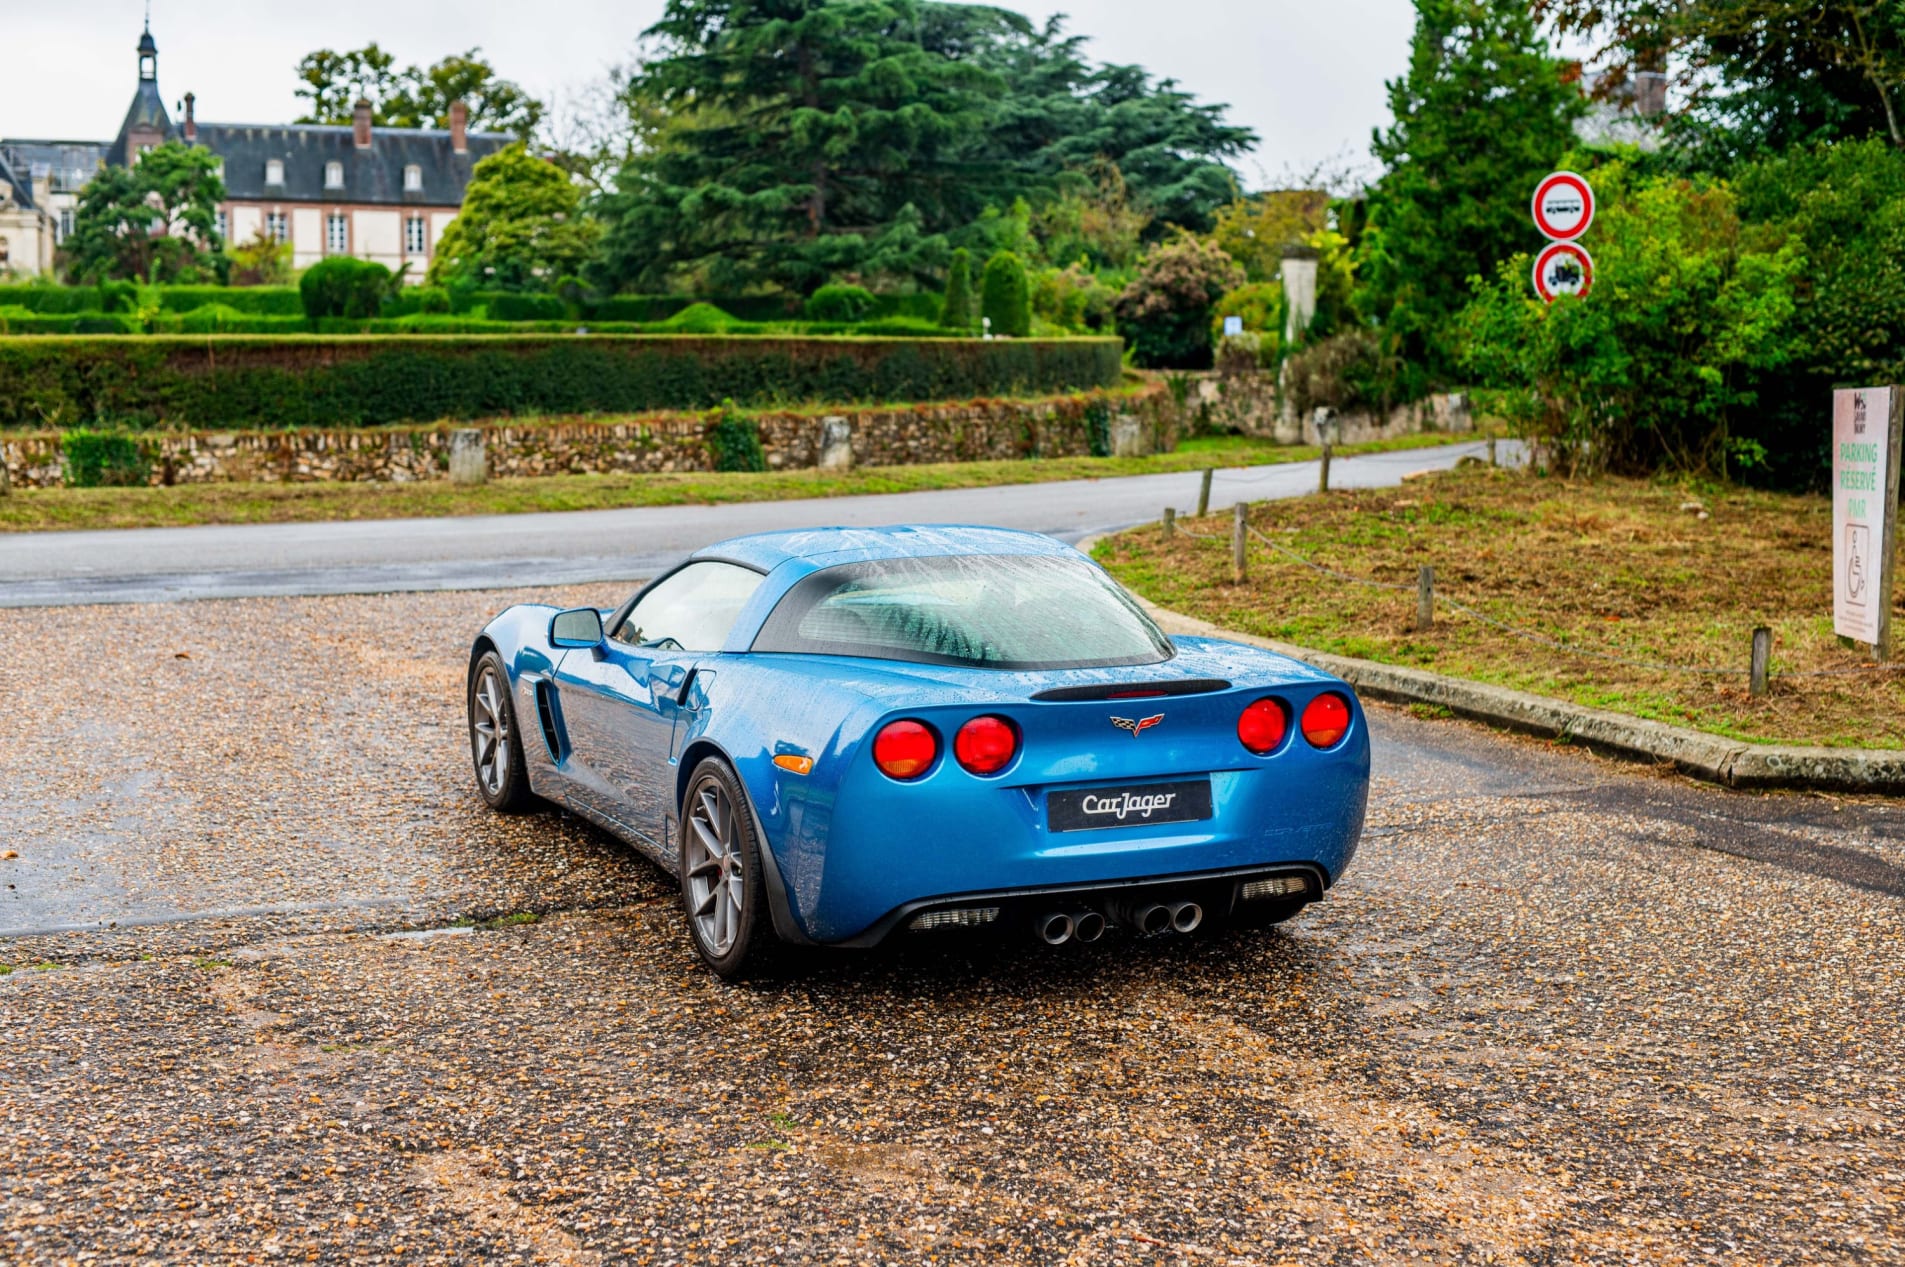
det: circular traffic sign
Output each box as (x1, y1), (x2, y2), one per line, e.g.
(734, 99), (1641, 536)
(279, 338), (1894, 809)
(1532, 171), (1595, 241)
(1532, 241), (1594, 302)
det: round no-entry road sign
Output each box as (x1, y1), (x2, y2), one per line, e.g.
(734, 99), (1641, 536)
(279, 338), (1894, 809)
(1533, 240), (1594, 302)
(1532, 171), (1595, 241)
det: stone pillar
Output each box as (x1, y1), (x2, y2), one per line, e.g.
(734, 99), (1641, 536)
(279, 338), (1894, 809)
(818, 416), (854, 470)
(1281, 255), (1318, 348)
(448, 428), (488, 485)
(1109, 413), (1148, 458)
(0, 440), (11, 497)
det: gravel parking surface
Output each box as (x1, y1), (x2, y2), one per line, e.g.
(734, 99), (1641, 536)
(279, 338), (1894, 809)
(4, 587), (1903, 1264)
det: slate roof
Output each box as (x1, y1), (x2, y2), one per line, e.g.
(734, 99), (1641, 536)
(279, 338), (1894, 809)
(0, 141), (111, 194)
(194, 123), (513, 207)
(107, 64), (173, 167)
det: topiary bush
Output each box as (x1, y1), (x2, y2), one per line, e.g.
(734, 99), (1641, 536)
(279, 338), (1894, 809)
(704, 399), (767, 472)
(941, 250), (974, 329)
(61, 429), (149, 487)
(299, 258), (393, 322)
(982, 252), (1032, 339)
(1114, 237), (1245, 369)
(804, 285), (878, 324)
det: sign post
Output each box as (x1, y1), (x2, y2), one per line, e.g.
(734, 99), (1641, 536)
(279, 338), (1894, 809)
(1833, 387), (1904, 660)
(1530, 171), (1597, 304)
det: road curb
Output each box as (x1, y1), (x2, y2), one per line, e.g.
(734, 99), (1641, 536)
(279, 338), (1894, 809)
(1121, 593), (1905, 796)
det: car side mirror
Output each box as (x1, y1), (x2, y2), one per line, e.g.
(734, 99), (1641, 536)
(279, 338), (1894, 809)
(550, 608), (606, 649)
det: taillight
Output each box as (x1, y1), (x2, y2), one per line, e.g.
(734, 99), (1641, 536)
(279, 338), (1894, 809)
(873, 720), (938, 780)
(954, 715), (1019, 775)
(1237, 698), (1288, 755)
(1300, 693), (1352, 748)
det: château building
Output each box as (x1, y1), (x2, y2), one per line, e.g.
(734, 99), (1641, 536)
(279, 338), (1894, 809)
(0, 22), (511, 279)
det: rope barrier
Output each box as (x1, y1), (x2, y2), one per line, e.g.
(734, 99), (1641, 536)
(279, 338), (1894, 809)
(1147, 508), (1905, 679)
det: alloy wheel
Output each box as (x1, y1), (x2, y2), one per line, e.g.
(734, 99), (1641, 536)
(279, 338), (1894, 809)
(684, 775), (746, 957)
(470, 664), (511, 797)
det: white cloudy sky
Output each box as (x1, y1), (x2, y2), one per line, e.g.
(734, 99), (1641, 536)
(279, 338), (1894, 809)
(1, 0), (1418, 184)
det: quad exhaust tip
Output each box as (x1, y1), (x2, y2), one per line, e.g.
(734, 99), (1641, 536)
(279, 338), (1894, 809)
(1037, 911), (1074, 945)
(1169, 901), (1203, 934)
(1071, 910), (1106, 944)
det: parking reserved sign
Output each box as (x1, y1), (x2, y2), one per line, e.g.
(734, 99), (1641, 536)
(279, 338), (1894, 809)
(1833, 386), (1904, 653)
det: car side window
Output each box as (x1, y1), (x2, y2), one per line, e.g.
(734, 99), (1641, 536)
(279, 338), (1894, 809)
(611, 561), (764, 652)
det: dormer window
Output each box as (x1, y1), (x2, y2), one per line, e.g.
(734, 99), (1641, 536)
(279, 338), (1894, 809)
(403, 164), (423, 193)
(265, 159), (284, 186)
(325, 161), (344, 190)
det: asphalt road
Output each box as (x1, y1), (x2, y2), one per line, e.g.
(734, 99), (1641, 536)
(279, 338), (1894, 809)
(2, 582), (1902, 1264)
(0, 442), (1499, 607)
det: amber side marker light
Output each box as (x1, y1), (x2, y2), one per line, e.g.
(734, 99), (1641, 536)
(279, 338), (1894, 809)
(873, 720), (938, 780)
(773, 754), (815, 776)
(1300, 693), (1352, 748)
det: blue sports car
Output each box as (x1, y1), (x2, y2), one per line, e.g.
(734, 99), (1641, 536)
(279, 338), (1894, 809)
(466, 525), (1369, 978)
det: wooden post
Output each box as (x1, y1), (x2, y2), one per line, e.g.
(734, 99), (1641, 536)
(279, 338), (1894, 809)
(1750, 627), (1772, 697)
(1416, 566), (1434, 632)
(1487, 437), (1498, 467)
(1197, 468), (1213, 518)
(1318, 442), (1332, 494)
(1162, 507), (1176, 540)
(0, 439), (11, 498)
(1232, 503), (1248, 584)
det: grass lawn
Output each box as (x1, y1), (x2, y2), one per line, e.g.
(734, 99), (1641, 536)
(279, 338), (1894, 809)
(0, 431), (1470, 533)
(1094, 465), (1905, 749)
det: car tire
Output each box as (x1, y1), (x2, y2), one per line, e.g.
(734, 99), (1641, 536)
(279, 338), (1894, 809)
(468, 650), (535, 813)
(678, 758), (783, 981)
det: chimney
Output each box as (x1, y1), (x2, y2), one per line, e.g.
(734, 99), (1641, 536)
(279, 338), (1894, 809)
(353, 97), (373, 150)
(181, 92), (197, 143)
(449, 100), (468, 154)
(1635, 70), (1669, 118)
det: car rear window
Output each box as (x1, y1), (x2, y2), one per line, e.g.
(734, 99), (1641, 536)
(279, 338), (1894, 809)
(750, 554), (1174, 670)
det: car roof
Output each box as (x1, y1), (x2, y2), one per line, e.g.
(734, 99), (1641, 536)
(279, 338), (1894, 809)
(695, 525), (1078, 573)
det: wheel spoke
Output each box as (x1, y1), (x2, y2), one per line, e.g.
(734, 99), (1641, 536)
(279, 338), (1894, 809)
(690, 816), (725, 862)
(693, 888), (718, 919)
(686, 857), (723, 881)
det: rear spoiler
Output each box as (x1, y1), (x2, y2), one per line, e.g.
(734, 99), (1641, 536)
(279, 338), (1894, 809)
(1030, 678), (1231, 703)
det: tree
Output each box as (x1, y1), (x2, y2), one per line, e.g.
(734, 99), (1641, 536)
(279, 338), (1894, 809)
(428, 142), (601, 291)
(941, 248), (974, 328)
(981, 251), (1031, 337)
(594, 0), (992, 295)
(294, 46), (543, 137)
(227, 228), (292, 286)
(300, 256), (393, 321)
(1112, 235), (1244, 368)
(63, 142), (226, 284)
(1210, 190), (1331, 282)
(1356, 0), (1584, 377)
(1539, 0), (1905, 157)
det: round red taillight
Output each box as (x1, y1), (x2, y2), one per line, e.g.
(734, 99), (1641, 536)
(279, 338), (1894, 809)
(1237, 698), (1289, 755)
(1300, 693), (1352, 749)
(873, 720), (938, 780)
(954, 715), (1019, 776)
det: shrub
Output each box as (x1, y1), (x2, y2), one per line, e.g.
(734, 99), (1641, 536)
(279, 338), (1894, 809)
(1031, 265), (1118, 333)
(1284, 331), (1404, 421)
(1210, 282), (1285, 351)
(417, 287), (453, 314)
(941, 249), (974, 329)
(1214, 332), (1266, 376)
(804, 285), (878, 324)
(0, 336), (1125, 428)
(155, 286), (304, 315)
(1460, 166), (1803, 477)
(657, 303), (742, 334)
(163, 304), (308, 334)
(1083, 398), (1113, 457)
(299, 258), (392, 321)
(982, 251), (1032, 338)
(488, 292), (568, 322)
(705, 399), (768, 472)
(61, 429), (149, 487)
(1114, 237), (1244, 369)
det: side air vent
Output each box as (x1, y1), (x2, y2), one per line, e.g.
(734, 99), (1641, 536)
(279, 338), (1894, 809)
(533, 680), (566, 762)
(1031, 678), (1231, 703)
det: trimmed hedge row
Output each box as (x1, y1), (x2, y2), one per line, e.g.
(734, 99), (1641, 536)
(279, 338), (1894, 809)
(0, 335), (1125, 429)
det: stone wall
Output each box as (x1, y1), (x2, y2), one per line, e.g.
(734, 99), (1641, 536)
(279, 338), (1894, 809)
(1180, 371), (1473, 445)
(0, 385), (1177, 489)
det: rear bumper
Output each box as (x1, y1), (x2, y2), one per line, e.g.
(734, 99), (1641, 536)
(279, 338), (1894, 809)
(766, 759), (1369, 943)
(831, 862), (1331, 948)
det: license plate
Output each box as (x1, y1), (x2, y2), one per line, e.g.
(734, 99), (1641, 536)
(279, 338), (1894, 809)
(1047, 780), (1214, 833)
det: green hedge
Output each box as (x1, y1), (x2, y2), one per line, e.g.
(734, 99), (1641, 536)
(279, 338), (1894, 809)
(155, 287), (304, 315)
(0, 308), (142, 335)
(0, 335), (1125, 429)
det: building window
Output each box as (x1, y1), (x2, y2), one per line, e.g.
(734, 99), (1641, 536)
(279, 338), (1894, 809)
(405, 216), (426, 255)
(58, 209), (74, 242)
(265, 159), (284, 186)
(325, 161), (344, 190)
(326, 213), (348, 254)
(404, 165), (423, 193)
(266, 211), (287, 243)
(0, 238), (9, 266)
